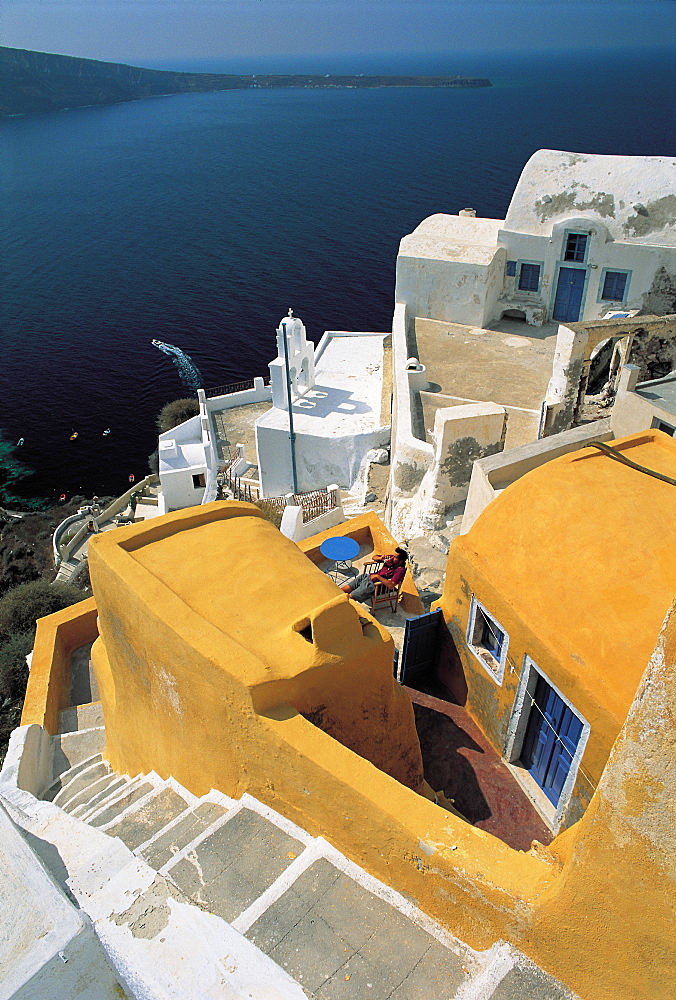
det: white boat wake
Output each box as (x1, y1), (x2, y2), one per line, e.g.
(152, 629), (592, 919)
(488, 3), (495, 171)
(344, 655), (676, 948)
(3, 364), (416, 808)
(152, 339), (203, 390)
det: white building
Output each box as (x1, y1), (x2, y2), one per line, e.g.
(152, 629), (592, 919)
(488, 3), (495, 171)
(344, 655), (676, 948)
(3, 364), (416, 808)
(157, 313), (390, 511)
(396, 150), (676, 329)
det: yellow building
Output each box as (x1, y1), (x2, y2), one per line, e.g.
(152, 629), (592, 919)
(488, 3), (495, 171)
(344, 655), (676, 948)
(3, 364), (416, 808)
(87, 501), (425, 797)
(433, 429), (676, 833)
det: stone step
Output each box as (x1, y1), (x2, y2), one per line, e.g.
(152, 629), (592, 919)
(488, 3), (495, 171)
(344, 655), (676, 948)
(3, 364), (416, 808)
(68, 775), (129, 819)
(164, 806), (306, 925)
(42, 752), (103, 802)
(58, 700), (104, 735)
(137, 798), (230, 870)
(52, 759), (111, 810)
(60, 769), (120, 815)
(84, 777), (156, 827)
(52, 726), (106, 772)
(244, 856), (472, 1000)
(49, 765), (548, 999)
(101, 787), (193, 852)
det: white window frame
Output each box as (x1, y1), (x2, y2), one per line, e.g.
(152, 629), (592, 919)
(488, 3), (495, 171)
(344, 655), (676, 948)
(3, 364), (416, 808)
(466, 597), (509, 685)
(504, 656), (591, 832)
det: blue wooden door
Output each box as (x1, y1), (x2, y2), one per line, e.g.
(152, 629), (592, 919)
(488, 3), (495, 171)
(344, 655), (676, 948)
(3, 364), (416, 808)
(397, 609), (442, 684)
(552, 267), (586, 322)
(522, 676), (583, 805)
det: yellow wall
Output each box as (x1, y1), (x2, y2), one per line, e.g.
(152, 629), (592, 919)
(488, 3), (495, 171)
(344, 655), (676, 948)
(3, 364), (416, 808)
(433, 431), (676, 828)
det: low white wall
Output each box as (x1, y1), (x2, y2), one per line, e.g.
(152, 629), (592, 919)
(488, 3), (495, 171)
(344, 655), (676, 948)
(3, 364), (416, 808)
(410, 402), (506, 531)
(0, 801), (121, 1000)
(256, 423), (389, 498)
(611, 368), (676, 438)
(395, 251), (504, 329)
(205, 377), (271, 412)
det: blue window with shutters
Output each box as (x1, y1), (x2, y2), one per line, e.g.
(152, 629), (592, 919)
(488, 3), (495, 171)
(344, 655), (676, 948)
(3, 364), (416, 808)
(521, 675), (584, 806)
(563, 232), (589, 262)
(505, 260), (517, 277)
(600, 270), (629, 301)
(518, 262), (541, 292)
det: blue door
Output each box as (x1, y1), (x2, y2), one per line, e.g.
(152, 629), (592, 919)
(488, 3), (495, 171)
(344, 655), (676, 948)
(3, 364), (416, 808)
(552, 267), (586, 322)
(397, 609), (442, 684)
(521, 676), (583, 805)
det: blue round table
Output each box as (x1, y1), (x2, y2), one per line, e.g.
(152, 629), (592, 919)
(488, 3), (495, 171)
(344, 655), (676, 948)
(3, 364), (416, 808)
(320, 536), (360, 579)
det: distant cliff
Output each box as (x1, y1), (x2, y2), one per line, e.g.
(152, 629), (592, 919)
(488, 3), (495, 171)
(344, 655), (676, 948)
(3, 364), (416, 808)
(0, 47), (491, 116)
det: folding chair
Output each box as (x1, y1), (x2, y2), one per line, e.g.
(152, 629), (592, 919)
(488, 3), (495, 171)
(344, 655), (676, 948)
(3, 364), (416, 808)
(363, 559), (403, 614)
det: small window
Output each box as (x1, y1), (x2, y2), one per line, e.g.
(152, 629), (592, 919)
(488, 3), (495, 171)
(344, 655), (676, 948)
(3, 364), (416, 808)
(192, 473), (206, 488)
(505, 260), (517, 277)
(601, 270), (629, 301)
(467, 598), (508, 683)
(563, 232), (589, 262)
(518, 262), (541, 292)
(653, 418), (676, 437)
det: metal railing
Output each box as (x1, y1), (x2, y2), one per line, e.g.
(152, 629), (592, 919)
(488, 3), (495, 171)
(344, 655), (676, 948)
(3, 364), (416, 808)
(204, 376), (270, 399)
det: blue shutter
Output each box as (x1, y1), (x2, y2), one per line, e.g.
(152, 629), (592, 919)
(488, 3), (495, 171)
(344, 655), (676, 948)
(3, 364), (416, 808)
(601, 271), (628, 301)
(522, 676), (584, 806)
(505, 260), (517, 277)
(518, 263), (541, 291)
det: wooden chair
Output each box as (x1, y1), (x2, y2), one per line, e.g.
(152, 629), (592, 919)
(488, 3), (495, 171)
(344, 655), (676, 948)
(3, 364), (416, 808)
(363, 559), (403, 614)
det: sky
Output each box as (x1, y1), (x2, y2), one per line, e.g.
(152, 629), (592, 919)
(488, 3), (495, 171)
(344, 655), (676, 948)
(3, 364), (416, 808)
(1, 0), (674, 66)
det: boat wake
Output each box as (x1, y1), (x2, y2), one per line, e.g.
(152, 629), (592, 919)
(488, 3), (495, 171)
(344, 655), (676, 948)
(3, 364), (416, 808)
(152, 339), (203, 391)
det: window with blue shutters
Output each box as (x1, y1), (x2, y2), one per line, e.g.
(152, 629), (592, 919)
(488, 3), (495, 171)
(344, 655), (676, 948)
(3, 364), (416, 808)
(563, 232), (589, 262)
(521, 674), (584, 807)
(518, 262), (541, 292)
(467, 598), (508, 683)
(600, 270), (629, 301)
(505, 260), (517, 277)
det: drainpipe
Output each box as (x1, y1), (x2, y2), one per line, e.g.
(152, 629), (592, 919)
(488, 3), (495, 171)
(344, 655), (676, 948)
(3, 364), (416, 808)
(282, 311), (299, 495)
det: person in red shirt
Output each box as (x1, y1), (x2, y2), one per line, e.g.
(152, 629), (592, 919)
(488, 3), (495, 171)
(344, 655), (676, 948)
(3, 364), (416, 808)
(341, 547), (408, 603)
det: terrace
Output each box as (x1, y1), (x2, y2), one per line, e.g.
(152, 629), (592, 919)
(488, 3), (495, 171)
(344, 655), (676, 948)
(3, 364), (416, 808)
(300, 513), (552, 850)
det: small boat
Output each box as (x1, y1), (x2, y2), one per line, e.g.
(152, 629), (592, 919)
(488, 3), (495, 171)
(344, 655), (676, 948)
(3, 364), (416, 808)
(16, 437), (24, 446)
(59, 494), (67, 502)
(70, 432), (79, 441)
(128, 474), (135, 483)
(103, 428), (111, 436)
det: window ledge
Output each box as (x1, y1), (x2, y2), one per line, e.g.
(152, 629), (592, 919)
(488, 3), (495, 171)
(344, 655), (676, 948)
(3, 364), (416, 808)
(504, 760), (559, 834)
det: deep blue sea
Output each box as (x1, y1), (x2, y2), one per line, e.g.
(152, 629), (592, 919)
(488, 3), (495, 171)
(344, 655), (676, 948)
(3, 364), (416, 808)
(0, 47), (674, 506)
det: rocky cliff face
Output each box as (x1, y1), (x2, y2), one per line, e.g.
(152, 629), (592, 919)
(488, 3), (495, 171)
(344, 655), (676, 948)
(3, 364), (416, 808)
(0, 46), (490, 116)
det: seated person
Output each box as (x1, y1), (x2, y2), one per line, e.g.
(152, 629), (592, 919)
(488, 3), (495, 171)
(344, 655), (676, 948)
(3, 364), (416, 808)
(341, 547), (408, 603)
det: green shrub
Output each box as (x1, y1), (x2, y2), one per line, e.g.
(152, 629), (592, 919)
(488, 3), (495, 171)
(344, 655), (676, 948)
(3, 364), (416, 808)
(156, 398), (199, 433)
(0, 580), (85, 644)
(0, 632), (33, 702)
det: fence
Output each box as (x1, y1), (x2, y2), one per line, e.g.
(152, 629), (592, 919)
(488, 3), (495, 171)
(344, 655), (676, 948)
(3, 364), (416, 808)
(297, 487), (339, 523)
(216, 473), (339, 526)
(204, 377), (270, 399)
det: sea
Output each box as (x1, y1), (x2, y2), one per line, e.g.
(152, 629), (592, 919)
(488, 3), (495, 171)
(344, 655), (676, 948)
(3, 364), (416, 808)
(0, 47), (674, 507)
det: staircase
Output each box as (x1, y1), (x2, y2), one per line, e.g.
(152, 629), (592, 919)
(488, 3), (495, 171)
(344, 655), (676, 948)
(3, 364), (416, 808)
(35, 749), (578, 1000)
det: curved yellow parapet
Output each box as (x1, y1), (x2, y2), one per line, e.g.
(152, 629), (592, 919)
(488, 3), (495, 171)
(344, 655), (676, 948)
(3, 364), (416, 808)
(22, 596), (98, 734)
